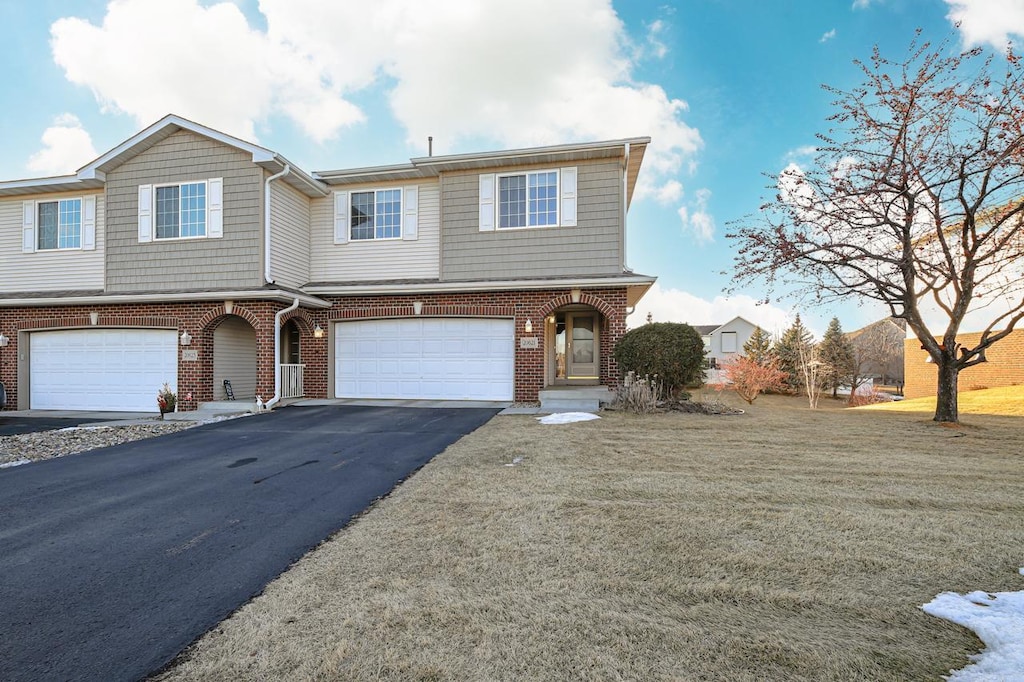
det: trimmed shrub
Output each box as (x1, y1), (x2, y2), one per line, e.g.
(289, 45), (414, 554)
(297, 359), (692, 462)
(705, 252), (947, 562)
(613, 322), (705, 397)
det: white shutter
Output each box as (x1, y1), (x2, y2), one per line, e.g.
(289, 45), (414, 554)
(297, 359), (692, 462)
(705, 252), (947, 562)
(208, 177), (223, 238)
(138, 184), (153, 243)
(82, 196), (96, 250)
(560, 167), (577, 227)
(22, 201), (35, 253)
(479, 174), (495, 231)
(403, 185), (419, 241)
(333, 191), (349, 244)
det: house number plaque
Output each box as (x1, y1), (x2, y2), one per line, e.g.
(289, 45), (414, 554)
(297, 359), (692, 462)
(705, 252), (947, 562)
(519, 337), (539, 349)
(182, 350), (199, 361)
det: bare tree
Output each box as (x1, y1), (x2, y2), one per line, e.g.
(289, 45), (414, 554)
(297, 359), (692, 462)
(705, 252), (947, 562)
(848, 318), (906, 400)
(728, 34), (1024, 422)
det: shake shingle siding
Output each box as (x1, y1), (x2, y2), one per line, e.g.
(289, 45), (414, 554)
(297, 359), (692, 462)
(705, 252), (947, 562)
(105, 130), (264, 292)
(441, 160), (623, 281)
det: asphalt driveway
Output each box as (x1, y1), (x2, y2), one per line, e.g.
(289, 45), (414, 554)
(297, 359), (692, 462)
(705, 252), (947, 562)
(0, 415), (108, 436)
(0, 405), (499, 682)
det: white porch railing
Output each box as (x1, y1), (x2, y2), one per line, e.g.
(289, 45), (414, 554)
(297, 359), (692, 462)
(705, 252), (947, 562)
(280, 363), (305, 399)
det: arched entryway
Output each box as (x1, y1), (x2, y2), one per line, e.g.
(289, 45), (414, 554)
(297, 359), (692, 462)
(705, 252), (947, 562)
(213, 316), (257, 400)
(547, 305), (601, 386)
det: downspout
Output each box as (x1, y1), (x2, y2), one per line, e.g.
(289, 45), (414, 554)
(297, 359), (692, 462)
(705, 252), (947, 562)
(265, 297), (299, 410)
(264, 164), (291, 284)
(622, 142), (633, 274)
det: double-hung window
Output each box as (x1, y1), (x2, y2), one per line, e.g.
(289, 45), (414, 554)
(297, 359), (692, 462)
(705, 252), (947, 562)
(155, 181), (207, 239)
(498, 171), (558, 228)
(478, 167), (575, 232)
(350, 189), (402, 240)
(37, 198), (82, 250)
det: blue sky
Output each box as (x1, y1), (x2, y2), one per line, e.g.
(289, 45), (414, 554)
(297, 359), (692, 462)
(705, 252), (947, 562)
(0, 0), (1017, 337)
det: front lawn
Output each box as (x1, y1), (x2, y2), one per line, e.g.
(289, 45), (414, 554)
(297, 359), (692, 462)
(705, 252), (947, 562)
(157, 395), (1024, 681)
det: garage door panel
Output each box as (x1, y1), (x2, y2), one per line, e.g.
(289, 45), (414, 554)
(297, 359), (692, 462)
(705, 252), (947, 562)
(31, 329), (177, 412)
(336, 318), (514, 401)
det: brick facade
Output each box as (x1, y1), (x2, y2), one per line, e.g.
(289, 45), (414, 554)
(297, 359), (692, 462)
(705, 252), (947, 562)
(0, 286), (629, 410)
(903, 329), (1024, 399)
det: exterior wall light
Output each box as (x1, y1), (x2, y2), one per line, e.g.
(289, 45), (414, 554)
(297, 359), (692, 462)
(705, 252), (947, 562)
(180, 331), (192, 346)
(524, 319), (533, 333)
(314, 324), (324, 338)
(0, 334), (8, 347)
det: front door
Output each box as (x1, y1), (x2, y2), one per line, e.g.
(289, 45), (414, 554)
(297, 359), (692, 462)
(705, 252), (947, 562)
(554, 312), (600, 384)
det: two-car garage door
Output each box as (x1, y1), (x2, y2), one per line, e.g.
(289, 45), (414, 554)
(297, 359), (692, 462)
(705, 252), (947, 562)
(30, 329), (177, 412)
(335, 318), (514, 401)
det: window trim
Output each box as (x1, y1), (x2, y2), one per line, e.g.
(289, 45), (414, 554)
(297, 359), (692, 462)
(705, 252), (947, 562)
(36, 197), (83, 251)
(348, 187), (404, 242)
(495, 168), (560, 230)
(153, 180), (209, 241)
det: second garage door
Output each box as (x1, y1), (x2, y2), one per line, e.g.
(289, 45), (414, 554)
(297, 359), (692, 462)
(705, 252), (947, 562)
(30, 329), (178, 412)
(335, 318), (514, 401)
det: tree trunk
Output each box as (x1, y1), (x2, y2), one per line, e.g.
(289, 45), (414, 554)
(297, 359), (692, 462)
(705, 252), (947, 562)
(933, 358), (959, 423)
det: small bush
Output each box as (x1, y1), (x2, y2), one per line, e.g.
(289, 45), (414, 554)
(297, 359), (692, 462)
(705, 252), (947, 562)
(848, 389), (894, 406)
(614, 323), (705, 397)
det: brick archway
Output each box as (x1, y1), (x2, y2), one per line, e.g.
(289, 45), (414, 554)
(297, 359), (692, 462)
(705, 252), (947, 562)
(536, 291), (616, 319)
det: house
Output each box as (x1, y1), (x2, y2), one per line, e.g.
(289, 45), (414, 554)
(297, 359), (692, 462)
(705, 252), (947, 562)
(695, 316), (757, 383)
(903, 328), (1024, 399)
(0, 115), (655, 412)
(846, 317), (905, 386)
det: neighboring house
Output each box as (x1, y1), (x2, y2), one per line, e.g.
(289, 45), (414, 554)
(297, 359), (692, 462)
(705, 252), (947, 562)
(0, 115), (655, 412)
(904, 328), (1024, 399)
(696, 316), (757, 383)
(846, 317), (905, 386)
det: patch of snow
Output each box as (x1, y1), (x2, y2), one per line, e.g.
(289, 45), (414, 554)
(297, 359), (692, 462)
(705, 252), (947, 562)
(0, 459), (32, 469)
(922, 573), (1024, 680)
(536, 412), (600, 425)
(504, 457), (524, 467)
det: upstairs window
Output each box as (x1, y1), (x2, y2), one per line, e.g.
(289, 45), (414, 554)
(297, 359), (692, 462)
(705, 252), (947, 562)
(498, 171), (558, 228)
(37, 198), (82, 250)
(155, 182), (206, 239)
(478, 167), (575, 232)
(350, 189), (402, 240)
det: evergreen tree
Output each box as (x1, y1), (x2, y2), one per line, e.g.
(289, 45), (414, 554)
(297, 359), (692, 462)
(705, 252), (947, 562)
(772, 314), (814, 391)
(818, 317), (855, 399)
(742, 326), (774, 365)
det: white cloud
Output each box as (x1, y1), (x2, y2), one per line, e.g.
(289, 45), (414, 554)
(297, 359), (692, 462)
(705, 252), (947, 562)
(630, 283), (795, 334)
(785, 145), (817, 164)
(945, 0), (1024, 49)
(820, 29), (836, 43)
(851, 0), (874, 9)
(678, 187), (716, 242)
(49, 0), (700, 181)
(26, 114), (98, 175)
(642, 19), (669, 60)
(635, 178), (683, 204)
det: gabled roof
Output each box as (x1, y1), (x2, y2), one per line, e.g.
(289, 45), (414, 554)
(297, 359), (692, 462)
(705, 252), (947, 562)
(694, 316), (758, 336)
(0, 114), (328, 198)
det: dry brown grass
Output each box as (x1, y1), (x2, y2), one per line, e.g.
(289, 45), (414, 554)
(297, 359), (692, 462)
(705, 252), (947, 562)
(860, 384), (1024, 417)
(156, 394), (1024, 681)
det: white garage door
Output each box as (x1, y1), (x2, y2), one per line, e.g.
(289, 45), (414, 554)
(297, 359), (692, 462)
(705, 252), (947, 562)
(31, 329), (178, 411)
(335, 318), (514, 401)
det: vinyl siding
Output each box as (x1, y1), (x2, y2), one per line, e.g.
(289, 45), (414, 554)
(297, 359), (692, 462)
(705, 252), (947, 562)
(0, 191), (105, 293)
(309, 181), (440, 282)
(441, 160), (622, 281)
(104, 130), (263, 292)
(269, 178), (311, 288)
(213, 316), (257, 400)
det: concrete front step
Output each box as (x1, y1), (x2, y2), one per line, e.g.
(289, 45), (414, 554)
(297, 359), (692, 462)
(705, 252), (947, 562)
(163, 400), (258, 421)
(538, 386), (615, 413)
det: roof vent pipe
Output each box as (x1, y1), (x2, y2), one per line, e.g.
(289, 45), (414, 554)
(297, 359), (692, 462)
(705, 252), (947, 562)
(428, 136), (433, 157)
(264, 163), (291, 284)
